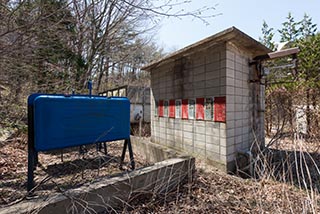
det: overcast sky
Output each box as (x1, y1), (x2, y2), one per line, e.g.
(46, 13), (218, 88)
(156, 0), (320, 51)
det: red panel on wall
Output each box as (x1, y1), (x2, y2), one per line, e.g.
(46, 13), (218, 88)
(182, 99), (188, 119)
(158, 100), (164, 117)
(214, 97), (226, 122)
(196, 98), (205, 120)
(169, 100), (175, 118)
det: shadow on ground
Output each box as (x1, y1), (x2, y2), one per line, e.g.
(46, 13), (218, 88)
(256, 147), (320, 191)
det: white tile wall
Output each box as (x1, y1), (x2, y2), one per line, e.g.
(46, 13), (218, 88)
(150, 41), (265, 171)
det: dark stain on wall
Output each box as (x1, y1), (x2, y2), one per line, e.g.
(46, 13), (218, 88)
(173, 57), (189, 99)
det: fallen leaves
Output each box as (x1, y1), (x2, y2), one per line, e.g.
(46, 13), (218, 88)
(1, 136), (320, 213)
(0, 138), (150, 207)
(125, 160), (320, 214)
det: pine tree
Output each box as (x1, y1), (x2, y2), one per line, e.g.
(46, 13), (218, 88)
(278, 12), (301, 43)
(263, 12), (320, 138)
(259, 20), (276, 51)
(34, 0), (78, 92)
(300, 13), (317, 37)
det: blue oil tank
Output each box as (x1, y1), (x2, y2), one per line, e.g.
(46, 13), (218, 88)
(31, 95), (130, 151)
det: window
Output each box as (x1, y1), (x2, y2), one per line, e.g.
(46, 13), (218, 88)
(214, 97), (226, 122)
(188, 99), (196, 119)
(169, 100), (175, 118)
(175, 100), (182, 118)
(164, 100), (169, 117)
(182, 99), (188, 119)
(107, 91), (112, 97)
(154, 100), (158, 117)
(119, 88), (126, 96)
(158, 100), (164, 117)
(205, 98), (214, 120)
(196, 98), (205, 120)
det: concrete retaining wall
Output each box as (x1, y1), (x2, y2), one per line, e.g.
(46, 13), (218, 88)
(1, 157), (194, 214)
(131, 136), (182, 163)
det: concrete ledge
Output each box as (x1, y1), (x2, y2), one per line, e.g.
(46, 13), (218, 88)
(131, 136), (231, 173)
(1, 157), (195, 214)
(131, 136), (183, 162)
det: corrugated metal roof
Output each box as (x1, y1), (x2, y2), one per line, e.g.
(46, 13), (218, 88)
(141, 26), (271, 71)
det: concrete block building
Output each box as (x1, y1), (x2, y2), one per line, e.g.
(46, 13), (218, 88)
(141, 27), (271, 171)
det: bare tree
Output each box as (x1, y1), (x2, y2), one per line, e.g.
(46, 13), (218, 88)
(0, 0), (219, 128)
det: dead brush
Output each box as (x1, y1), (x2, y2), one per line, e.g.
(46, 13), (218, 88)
(251, 135), (320, 214)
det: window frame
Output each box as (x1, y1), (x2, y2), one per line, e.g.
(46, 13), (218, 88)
(154, 100), (158, 117)
(175, 99), (182, 118)
(188, 99), (196, 120)
(204, 97), (214, 121)
(163, 100), (169, 117)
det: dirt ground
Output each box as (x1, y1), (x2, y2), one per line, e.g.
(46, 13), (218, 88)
(123, 137), (320, 214)
(124, 160), (320, 214)
(0, 136), (150, 207)
(1, 135), (320, 213)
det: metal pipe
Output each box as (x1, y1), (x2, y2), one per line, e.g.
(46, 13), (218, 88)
(88, 80), (92, 97)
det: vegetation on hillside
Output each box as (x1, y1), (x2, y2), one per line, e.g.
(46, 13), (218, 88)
(0, 0), (217, 131)
(260, 13), (320, 142)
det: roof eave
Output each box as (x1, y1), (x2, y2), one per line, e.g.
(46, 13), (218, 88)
(141, 27), (271, 71)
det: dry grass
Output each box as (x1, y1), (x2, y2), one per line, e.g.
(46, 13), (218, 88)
(0, 136), (150, 207)
(1, 134), (320, 213)
(122, 158), (320, 214)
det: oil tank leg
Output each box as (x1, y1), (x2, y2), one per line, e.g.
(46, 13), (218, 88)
(34, 151), (38, 168)
(60, 150), (63, 162)
(27, 104), (35, 194)
(120, 139), (135, 170)
(103, 142), (107, 155)
(120, 140), (128, 169)
(127, 138), (135, 170)
(27, 146), (35, 194)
